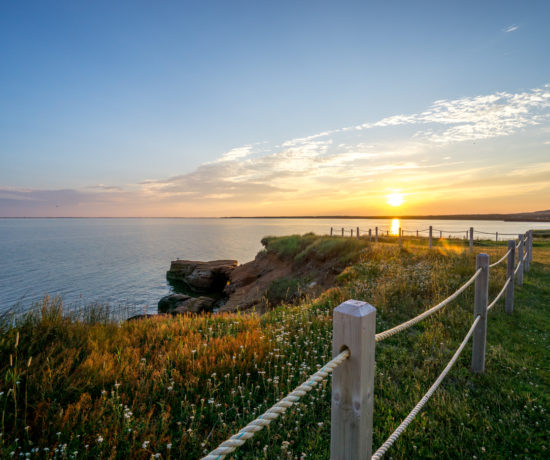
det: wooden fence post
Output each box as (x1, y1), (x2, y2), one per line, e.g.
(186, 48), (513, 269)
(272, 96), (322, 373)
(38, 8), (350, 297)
(517, 234), (524, 287)
(330, 227), (333, 237)
(469, 227), (474, 254)
(351, 229), (354, 238)
(496, 232), (498, 242)
(472, 253), (489, 374)
(429, 226), (433, 249)
(331, 300), (376, 460)
(398, 228), (402, 248)
(439, 230), (442, 239)
(416, 229), (419, 237)
(524, 231), (531, 272)
(357, 227), (360, 239)
(342, 228), (344, 238)
(505, 240), (515, 314)
(368, 228), (372, 241)
(528, 230), (534, 264)
(375, 227), (378, 243)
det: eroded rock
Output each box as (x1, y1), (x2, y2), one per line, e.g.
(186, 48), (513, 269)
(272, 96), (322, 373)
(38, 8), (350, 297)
(167, 259), (237, 292)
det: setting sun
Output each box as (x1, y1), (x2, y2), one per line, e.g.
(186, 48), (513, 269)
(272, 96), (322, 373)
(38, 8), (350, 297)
(386, 193), (404, 207)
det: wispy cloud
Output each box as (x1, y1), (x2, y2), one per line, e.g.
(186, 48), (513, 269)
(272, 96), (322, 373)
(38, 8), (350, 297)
(504, 25), (519, 33)
(3, 84), (550, 216)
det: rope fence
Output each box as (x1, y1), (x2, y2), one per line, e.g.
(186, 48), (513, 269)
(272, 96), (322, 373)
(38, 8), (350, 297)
(329, 224), (533, 250)
(202, 229), (535, 460)
(371, 315), (482, 460)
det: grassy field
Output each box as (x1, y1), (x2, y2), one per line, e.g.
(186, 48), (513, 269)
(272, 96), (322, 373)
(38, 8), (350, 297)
(0, 233), (548, 459)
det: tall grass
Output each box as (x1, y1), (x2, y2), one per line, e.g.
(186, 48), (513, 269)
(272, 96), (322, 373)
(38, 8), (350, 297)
(0, 235), (547, 459)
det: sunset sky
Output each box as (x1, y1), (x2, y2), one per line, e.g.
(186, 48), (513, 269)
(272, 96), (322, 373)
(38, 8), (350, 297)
(1, 1), (549, 217)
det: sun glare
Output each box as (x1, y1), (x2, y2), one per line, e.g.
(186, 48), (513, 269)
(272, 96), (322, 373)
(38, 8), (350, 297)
(386, 193), (404, 207)
(390, 218), (400, 236)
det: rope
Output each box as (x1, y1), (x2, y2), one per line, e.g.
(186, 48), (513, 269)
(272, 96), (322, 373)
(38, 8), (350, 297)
(371, 315), (481, 460)
(489, 248), (511, 268)
(487, 278), (511, 311)
(514, 260), (522, 275)
(201, 349), (350, 460)
(375, 268), (482, 342)
(432, 228), (468, 234)
(474, 230), (495, 235)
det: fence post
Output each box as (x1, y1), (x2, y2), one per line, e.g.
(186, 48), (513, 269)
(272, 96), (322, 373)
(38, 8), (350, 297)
(517, 234), (524, 287)
(330, 227), (333, 237)
(429, 226), (433, 249)
(505, 240), (515, 314)
(469, 227), (474, 254)
(351, 229), (354, 238)
(496, 232), (498, 242)
(368, 228), (372, 241)
(375, 227), (378, 242)
(472, 253), (489, 374)
(524, 231), (531, 272)
(416, 229), (418, 237)
(439, 230), (442, 239)
(528, 229), (534, 264)
(398, 228), (402, 248)
(331, 300), (376, 460)
(357, 227), (360, 239)
(342, 228), (344, 238)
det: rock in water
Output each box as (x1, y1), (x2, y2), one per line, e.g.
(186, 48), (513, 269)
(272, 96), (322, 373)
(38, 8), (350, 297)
(158, 294), (192, 313)
(173, 296), (216, 314)
(166, 259), (238, 292)
(158, 293), (216, 314)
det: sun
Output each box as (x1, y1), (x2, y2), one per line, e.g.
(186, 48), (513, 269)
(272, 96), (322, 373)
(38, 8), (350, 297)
(386, 193), (404, 207)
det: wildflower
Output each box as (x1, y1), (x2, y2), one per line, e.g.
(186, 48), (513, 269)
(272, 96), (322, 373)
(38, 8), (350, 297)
(166, 444), (172, 449)
(97, 436), (103, 443)
(142, 441), (150, 449)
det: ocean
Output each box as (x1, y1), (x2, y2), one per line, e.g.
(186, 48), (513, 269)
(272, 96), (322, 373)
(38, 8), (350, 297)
(0, 217), (546, 315)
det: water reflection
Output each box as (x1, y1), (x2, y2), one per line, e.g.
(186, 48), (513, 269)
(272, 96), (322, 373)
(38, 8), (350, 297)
(390, 218), (400, 236)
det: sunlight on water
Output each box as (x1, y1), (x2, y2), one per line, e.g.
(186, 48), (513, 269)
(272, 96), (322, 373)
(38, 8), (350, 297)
(390, 218), (400, 235)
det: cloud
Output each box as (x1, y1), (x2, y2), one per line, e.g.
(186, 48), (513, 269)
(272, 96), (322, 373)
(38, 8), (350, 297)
(504, 25), (519, 33)
(3, 84), (550, 216)
(87, 184), (123, 191)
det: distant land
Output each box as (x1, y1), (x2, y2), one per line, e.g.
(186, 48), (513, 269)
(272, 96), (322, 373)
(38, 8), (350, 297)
(2, 210), (549, 221)
(225, 210), (550, 222)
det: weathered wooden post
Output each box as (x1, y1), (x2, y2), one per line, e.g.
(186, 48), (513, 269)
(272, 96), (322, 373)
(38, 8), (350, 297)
(386, 230), (388, 236)
(398, 228), (402, 248)
(375, 227), (378, 243)
(528, 230), (534, 264)
(331, 300), (376, 460)
(505, 240), (515, 314)
(469, 227), (474, 254)
(524, 231), (531, 272)
(472, 253), (489, 374)
(330, 227), (333, 237)
(416, 229), (419, 237)
(356, 227), (360, 239)
(342, 228), (344, 237)
(517, 234), (524, 287)
(439, 230), (442, 239)
(351, 229), (354, 238)
(496, 232), (498, 242)
(368, 228), (372, 241)
(429, 225), (433, 249)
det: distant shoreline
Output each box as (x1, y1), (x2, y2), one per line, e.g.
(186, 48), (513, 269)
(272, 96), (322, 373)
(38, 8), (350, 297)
(1, 212), (549, 222)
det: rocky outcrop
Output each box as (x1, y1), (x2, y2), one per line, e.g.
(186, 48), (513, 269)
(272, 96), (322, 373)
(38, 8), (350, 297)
(158, 294), (216, 314)
(166, 260), (237, 292)
(218, 251), (292, 314)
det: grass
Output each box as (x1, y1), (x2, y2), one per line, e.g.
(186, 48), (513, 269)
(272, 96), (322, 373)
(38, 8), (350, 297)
(0, 234), (548, 459)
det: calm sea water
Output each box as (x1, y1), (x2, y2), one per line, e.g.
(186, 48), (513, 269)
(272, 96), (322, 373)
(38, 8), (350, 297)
(0, 218), (547, 315)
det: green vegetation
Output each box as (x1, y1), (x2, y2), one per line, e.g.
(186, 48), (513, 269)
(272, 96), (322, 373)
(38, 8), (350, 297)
(1, 234), (548, 459)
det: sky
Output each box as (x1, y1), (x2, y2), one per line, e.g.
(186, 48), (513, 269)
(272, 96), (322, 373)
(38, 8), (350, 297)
(1, 0), (549, 217)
